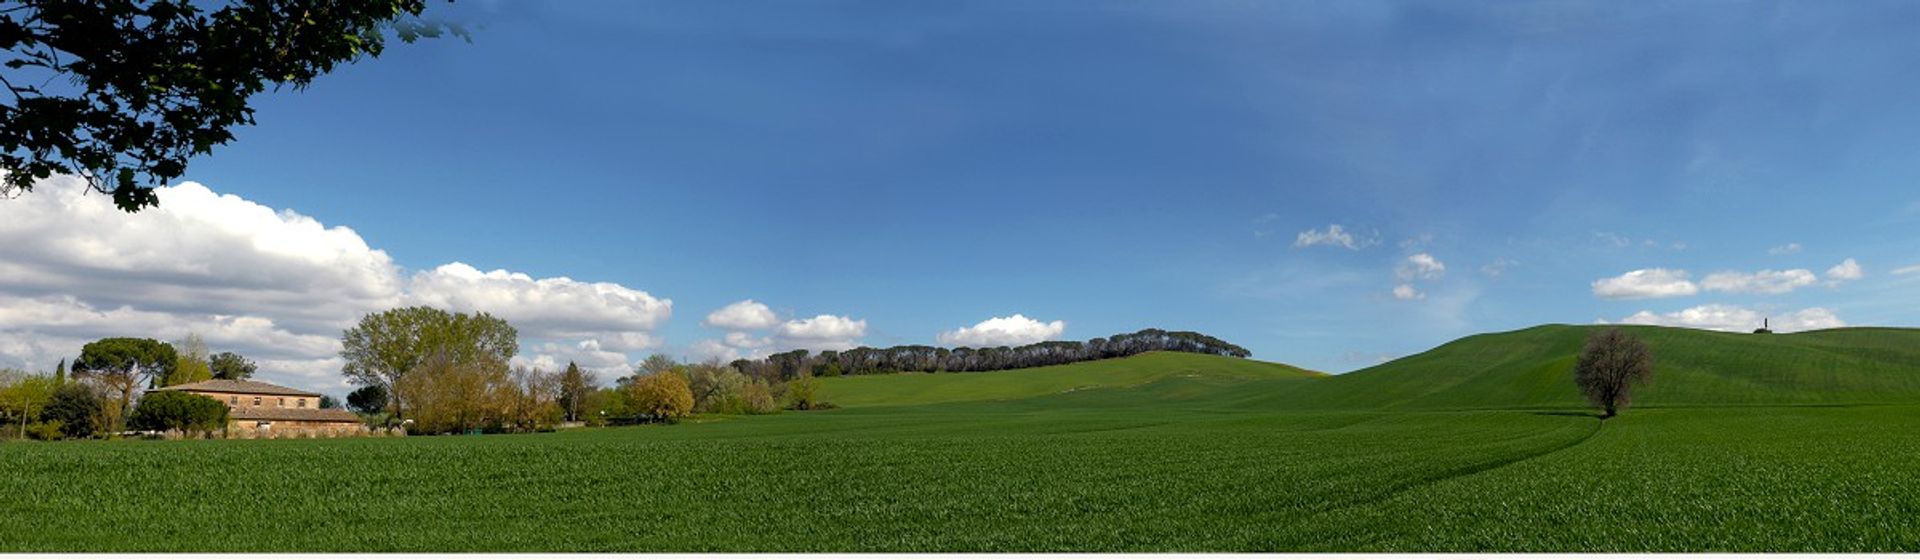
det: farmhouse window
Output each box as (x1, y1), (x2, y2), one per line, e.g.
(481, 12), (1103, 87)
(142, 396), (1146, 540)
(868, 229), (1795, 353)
(230, 396), (238, 404)
(298, 398), (307, 408)
(278, 398), (285, 406)
(253, 397), (261, 406)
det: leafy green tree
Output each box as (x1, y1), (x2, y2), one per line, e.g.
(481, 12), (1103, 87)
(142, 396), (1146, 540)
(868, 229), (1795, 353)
(0, 371), (59, 439)
(556, 361), (597, 423)
(165, 333), (213, 386)
(0, 0), (458, 211)
(318, 395), (341, 409)
(346, 384), (388, 415)
(128, 391), (229, 433)
(72, 337), (178, 430)
(41, 383), (104, 439)
(209, 352), (257, 380)
(395, 351), (511, 435)
(339, 306), (518, 420)
(780, 374), (825, 411)
(54, 358), (66, 384)
(1574, 328), (1655, 418)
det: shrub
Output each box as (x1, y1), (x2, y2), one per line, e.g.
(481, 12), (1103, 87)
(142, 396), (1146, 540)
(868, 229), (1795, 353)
(41, 384), (105, 439)
(129, 391), (230, 433)
(25, 420), (63, 441)
(741, 379), (777, 414)
(780, 375), (830, 411)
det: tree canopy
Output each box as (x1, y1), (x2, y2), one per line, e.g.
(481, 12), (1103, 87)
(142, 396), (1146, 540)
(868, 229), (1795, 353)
(0, 0), (457, 211)
(339, 306), (518, 419)
(730, 328), (1253, 381)
(128, 391), (228, 432)
(209, 351), (256, 380)
(1573, 328), (1655, 418)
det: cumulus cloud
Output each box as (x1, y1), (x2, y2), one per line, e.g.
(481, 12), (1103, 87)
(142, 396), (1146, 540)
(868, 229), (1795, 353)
(1391, 284), (1424, 300)
(692, 302), (869, 358)
(1591, 268), (1699, 299)
(0, 177), (671, 390)
(1293, 224), (1378, 250)
(1700, 268), (1818, 295)
(1826, 258), (1863, 282)
(937, 314), (1067, 347)
(775, 315), (868, 350)
(703, 299), (779, 330)
(1768, 243), (1803, 255)
(406, 262), (671, 340)
(1605, 305), (1844, 333)
(1397, 253), (1446, 280)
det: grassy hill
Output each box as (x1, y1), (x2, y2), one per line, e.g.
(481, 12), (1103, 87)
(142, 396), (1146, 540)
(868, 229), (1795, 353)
(818, 351), (1322, 407)
(1233, 324), (1920, 411)
(7, 325), (1920, 551)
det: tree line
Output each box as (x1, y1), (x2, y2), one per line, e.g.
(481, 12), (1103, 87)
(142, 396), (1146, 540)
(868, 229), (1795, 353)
(730, 328), (1253, 381)
(335, 307), (831, 437)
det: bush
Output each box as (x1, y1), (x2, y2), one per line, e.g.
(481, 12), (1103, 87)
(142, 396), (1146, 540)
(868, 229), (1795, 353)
(780, 375), (831, 411)
(25, 420), (64, 441)
(41, 384), (104, 439)
(129, 391), (230, 433)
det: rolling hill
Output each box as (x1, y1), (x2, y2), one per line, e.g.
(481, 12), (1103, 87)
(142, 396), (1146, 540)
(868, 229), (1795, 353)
(823, 324), (1920, 413)
(1236, 324), (1920, 411)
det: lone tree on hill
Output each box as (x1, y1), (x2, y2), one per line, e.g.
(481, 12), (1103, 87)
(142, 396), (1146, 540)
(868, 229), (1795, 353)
(1573, 328), (1654, 419)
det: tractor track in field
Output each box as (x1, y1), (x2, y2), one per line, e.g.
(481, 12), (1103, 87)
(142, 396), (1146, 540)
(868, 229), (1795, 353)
(1316, 416), (1606, 515)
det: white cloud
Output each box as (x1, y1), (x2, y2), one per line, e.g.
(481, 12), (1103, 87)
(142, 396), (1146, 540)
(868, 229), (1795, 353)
(1825, 258), (1863, 282)
(703, 299), (779, 330)
(1591, 268), (1699, 299)
(937, 314), (1067, 347)
(723, 331), (772, 349)
(406, 262), (672, 339)
(1391, 284), (1424, 300)
(0, 176), (671, 391)
(1768, 243), (1803, 255)
(1895, 263), (1920, 275)
(1606, 304), (1844, 333)
(773, 314), (867, 351)
(1397, 253), (1446, 280)
(1293, 224), (1378, 250)
(1700, 268), (1818, 295)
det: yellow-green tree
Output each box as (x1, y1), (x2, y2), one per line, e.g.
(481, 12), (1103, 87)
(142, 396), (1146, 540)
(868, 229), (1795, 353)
(626, 371), (693, 422)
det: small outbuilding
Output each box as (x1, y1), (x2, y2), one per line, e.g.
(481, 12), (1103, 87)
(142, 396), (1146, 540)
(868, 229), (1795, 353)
(150, 379), (363, 433)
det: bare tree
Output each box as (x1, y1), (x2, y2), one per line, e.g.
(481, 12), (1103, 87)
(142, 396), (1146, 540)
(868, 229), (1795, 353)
(1573, 328), (1654, 418)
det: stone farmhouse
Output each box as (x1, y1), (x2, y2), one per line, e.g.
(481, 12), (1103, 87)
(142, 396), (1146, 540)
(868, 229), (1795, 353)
(150, 379), (363, 433)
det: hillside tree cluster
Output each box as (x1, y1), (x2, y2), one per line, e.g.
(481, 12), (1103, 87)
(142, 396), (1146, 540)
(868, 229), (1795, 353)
(730, 328), (1252, 381)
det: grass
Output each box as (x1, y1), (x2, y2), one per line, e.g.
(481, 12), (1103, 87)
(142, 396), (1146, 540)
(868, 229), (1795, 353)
(3, 325), (1919, 551)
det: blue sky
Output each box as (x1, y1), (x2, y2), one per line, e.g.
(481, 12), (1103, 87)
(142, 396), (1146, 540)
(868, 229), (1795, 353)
(7, 0), (1919, 384)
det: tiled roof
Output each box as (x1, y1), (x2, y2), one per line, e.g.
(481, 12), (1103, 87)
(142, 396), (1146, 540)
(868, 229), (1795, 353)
(228, 407), (363, 423)
(151, 378), (322, 397)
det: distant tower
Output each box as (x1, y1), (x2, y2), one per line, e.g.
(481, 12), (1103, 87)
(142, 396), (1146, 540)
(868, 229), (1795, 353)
(1754, 317), (1773, 335)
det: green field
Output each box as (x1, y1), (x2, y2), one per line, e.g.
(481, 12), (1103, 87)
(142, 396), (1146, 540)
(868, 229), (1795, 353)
(4, 325), (1920, 551)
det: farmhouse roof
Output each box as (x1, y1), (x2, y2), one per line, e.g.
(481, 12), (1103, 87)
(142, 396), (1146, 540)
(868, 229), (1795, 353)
(152, 379), (323, 397)
(228, 406), (362, 423)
